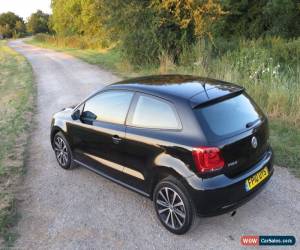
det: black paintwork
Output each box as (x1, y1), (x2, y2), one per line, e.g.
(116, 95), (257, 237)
(51, 75), (273, 216)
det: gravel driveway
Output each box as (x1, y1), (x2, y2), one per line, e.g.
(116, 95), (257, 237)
(9, 39), (300, 250)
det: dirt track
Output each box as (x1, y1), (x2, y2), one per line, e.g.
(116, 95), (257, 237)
(9, 39), (300, 249)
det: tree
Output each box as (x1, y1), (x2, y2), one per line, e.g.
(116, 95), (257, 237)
(0, 24), (10, 38)
(212, 0), (300, 39)
(27, 10), (50, 34)
(105, 0), (224, 64)
(151, 0), (225, 39)
(49, 0), (300, 66)
(263, 0), (300, 38)
(51, 0), (108, 38)
(0, 12), (26, 38)
(51, 0), (83, 35)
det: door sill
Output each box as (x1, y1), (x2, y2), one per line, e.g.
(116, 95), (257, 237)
(73, 159), (150, 198)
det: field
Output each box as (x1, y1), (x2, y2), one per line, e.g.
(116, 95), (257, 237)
(27, 35), (300, 176)
(0, 40), (35, 246)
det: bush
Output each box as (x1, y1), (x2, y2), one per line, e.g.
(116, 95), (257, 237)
(34, 34), (109, 50)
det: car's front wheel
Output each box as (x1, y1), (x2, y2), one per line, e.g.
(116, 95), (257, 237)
(53, 132), (73, 169)
(153, 177), (195, 234)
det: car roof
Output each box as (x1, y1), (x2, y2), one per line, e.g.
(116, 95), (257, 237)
(106, 75), (243, 106)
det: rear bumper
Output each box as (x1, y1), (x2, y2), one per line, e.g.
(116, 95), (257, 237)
(185, 149), (274, 216)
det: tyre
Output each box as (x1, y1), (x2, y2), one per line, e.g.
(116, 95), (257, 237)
(53, 132), (73, 169)
(153, 177), (195, 234)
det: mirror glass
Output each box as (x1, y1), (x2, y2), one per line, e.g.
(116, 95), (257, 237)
(71, 109), (81, 120)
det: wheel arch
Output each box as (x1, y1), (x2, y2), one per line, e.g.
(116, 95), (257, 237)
(50, 125), (68, 148)
(148, 152), (195, 199)
(149, 166), (192, 200)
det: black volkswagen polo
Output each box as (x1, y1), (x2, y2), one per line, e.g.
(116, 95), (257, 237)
(50, 75), (273, 234)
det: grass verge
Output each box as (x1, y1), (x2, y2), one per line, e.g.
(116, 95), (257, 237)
(270, 121), (300, 177)
(26, 37), (300, 176)
(27, 38), (123, 75)
(0, 40), (35, 247)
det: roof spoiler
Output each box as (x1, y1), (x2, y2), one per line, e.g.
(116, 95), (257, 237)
(190, 87), (244, 109)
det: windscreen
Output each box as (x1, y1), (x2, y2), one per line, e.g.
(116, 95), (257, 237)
(194, 93), (263, 141)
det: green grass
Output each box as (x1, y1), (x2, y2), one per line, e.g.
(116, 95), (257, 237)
(0, 40), (35, 247)
(27, 38), (123, 74)
(26, 36), (300, 176)
(270, 121), (300, 177)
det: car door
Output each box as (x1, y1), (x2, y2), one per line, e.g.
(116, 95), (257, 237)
(67, 90), (134, 182)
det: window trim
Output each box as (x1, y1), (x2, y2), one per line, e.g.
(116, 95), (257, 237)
(126, 92), (182, 131)
(79, 89), (135, 126)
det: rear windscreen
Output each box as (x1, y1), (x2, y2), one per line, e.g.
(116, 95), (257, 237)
(194, 93), (263, 141)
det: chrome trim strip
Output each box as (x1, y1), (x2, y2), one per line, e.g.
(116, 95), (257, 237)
(84, 152), (123, 172)
(83, 152), (144, 180)
(123, 167), (145, 180)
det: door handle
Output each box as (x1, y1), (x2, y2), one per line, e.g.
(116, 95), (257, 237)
(112, 135), (122, 144)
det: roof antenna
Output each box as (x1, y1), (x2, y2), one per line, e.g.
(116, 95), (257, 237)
(203, 82), (209, 99)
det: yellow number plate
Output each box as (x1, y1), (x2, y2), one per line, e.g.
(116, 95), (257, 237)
(245, 167), (269, 191)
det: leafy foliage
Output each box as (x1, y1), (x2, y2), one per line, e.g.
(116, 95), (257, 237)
(51, 0), (108, 46)
(27, 10), (50, 34)
(92, 0), (224, 65)
(213, 0), (300, 39)
(0, 12), (26, 38)
(49, 0), (300, 65)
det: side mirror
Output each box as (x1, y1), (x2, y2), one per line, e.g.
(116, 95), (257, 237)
(71, 109), (81, 120)
(82, 111), (97, 121)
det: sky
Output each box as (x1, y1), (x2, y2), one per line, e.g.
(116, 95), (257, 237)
(0, 0), (51, 20)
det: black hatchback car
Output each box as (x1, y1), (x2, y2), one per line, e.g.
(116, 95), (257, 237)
(51, 75), (273, 234)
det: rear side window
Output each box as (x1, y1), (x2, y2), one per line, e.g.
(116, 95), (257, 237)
(130, 95), (180, 129)
(194, 93), (263, 141)
(82, 91), (133, 124)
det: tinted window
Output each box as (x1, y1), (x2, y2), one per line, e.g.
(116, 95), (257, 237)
(82, 91), (133, 124)
(194, 94), (262, 140)
(131, 95), (180, 129)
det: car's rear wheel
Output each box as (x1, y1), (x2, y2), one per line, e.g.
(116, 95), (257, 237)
(53, 132), (73, 169)
(153, 177), (195, 234)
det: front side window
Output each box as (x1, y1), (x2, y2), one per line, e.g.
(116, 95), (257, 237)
(82, 91), (133, 125)
(130, 95), (180, 129)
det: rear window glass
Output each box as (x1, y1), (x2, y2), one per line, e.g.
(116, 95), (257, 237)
(130, 95), (180, 129)
(194, 93), (263, 141)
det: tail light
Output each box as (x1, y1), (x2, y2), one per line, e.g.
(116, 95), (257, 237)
(192, 147), (224, 173)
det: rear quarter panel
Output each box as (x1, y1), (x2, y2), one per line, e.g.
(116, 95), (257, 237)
(124, 98), (206, 194)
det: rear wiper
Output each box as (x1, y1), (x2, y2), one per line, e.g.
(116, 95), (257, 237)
(246, 118), (260, 128)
